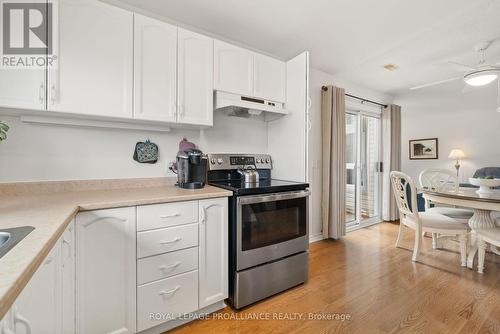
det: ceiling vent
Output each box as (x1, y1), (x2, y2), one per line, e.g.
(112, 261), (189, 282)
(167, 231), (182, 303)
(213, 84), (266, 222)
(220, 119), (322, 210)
(383, 64), (398, 71)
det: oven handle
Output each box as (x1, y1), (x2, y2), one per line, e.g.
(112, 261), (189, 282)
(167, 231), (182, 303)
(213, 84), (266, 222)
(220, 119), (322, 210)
(238, 190), (310, 205)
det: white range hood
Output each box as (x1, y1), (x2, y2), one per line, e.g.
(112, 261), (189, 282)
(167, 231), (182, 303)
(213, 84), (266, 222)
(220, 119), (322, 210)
(214, 91), (287, 117)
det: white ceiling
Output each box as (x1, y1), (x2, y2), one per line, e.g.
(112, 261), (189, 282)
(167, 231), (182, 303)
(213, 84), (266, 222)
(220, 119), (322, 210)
(115, 0), (500, 95)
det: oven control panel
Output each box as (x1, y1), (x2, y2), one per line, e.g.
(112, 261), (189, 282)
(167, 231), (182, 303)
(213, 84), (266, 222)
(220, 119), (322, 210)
(207, 153), (272, 170)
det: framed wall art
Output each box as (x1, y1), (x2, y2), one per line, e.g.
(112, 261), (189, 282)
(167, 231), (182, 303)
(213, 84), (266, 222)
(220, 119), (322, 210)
(409, 138), (438, 160)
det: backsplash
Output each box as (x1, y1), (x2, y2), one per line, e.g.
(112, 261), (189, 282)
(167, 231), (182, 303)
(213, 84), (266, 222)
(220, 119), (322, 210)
(0, 111), (268, 182)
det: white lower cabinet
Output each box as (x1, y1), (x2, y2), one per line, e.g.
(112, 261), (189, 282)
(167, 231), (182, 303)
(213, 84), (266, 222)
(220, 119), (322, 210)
(136, 198), (228, 332)
(137, 247), (198, 285)
(1, 221), (75, 334)
(199, 198), (228, 308)
(76, 207), (136, 334)
(137, 270), (198, 332)
(61, 221), (76, 334)
(2, 197), (228, 334)
(14, 241), (61, 334)
(137, 223), (199, 258)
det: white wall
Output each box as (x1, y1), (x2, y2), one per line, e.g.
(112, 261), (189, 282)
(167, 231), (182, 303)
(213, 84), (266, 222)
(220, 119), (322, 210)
(198, 110), (268, 154)
(0, 111), (268, 182)
(395, 81), (500, 183)
(0, 114), (198, 182)
(308, 68), (393, 240)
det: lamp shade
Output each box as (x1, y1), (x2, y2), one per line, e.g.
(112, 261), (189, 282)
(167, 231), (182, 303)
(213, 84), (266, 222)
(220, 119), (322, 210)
(448, 149), (465, 160)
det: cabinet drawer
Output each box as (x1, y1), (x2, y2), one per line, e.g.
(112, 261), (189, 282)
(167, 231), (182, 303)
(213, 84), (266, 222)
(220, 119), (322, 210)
(137, 223), (198, 258)
(137, 247), (198, 285)
(137, 270), (198, 332)
(137, 201), (198, 231)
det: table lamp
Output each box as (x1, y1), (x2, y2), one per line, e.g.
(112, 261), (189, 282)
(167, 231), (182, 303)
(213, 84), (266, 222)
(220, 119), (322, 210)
(448, 149), (465, 176)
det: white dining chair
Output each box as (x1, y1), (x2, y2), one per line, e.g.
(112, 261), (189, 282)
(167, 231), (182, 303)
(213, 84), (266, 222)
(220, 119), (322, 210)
(476, 229), (500, 273)
(419, 168), (473, 249)
(390, 171), (469, 265)
(419, 168), (474, 221)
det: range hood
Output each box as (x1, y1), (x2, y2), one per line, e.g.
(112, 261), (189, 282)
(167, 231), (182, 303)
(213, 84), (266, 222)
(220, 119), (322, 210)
(214, 91), (287, 118)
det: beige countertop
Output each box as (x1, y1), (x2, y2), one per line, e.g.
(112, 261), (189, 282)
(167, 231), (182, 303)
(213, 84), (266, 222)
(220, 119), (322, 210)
(0, 180), (232, 319)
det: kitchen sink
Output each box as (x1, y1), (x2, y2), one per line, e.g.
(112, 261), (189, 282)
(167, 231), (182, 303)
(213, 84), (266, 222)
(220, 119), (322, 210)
(0, 226), (35, 259)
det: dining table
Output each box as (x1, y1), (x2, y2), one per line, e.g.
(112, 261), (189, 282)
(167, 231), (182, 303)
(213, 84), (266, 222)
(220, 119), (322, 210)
(422, 187), (500, 269)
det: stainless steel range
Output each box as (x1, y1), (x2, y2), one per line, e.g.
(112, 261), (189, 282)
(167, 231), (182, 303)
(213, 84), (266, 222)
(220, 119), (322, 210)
(207, 153), (310, 309)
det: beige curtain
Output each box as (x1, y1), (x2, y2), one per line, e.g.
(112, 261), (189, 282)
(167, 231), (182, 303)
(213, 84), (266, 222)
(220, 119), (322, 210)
(382, 104), (402, 221)
(321, 86), (346, 239)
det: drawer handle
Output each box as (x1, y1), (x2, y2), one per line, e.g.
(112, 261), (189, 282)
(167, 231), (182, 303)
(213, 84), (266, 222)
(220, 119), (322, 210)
(160, 213), (180, 219)
(159, 286), (180, 296)
(160, 237), (181, 245)
(159, 262), (181, 271)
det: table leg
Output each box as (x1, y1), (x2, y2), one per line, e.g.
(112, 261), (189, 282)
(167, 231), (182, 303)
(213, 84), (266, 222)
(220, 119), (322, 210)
(467, 231), (477, 269)
(466, 208), (495, 269)
(468, 208), (495, 230)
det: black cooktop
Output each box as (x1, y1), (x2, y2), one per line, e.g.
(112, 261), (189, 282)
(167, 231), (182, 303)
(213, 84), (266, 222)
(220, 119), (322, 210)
(208, 179), (309, 196)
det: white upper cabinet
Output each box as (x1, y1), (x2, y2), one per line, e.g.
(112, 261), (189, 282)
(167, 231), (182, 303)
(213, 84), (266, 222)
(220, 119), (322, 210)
(253, 53), (286, 103)
(0, 11), (46, 110)
(76, 207), (136, 334)
(214, 40), (253, 96)
(134, 14), (177, 122)
(268, 52), (309, 182)
(214, 40), (286, 102)
(0, 69), (46, 110)
(49, 0), (133, 118)
(198, 197), (228, 308)
(177, 28), (214, 126)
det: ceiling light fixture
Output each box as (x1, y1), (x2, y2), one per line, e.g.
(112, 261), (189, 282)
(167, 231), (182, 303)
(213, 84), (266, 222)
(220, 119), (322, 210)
(463, 69), (498, 86)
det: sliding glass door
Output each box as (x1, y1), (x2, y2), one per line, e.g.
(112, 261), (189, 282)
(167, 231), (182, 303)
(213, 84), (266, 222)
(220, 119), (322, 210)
(345, 110), (382, 229)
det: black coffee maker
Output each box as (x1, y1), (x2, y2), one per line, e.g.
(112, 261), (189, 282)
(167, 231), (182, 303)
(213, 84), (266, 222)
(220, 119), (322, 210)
(174, 148), (207, 189)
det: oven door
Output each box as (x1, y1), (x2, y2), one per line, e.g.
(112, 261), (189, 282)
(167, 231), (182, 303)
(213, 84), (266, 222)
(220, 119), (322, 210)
(236, 190), (309, 271)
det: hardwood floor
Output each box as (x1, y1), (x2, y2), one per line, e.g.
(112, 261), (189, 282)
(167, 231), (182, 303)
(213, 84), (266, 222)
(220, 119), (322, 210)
(168, 222), (500, 334)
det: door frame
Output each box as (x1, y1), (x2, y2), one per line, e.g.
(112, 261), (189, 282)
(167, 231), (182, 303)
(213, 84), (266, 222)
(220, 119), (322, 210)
(345, 100), (383, 232)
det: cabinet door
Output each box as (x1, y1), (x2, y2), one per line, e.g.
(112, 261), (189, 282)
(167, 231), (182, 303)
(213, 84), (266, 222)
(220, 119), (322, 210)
(134, 14), (177, 122)
(268, 51), (309, 182)
(177, 29), (213, 126)
(61, 220), (75, 334)
(49, 0), (133, 118)
(214, 40), (253, 96)
(0, 69), (46, 110)
(76, 207), (136, 334)
(198, 197), (228, 308)
(14, 241), (62, 334)
(253, 53), (286, 102)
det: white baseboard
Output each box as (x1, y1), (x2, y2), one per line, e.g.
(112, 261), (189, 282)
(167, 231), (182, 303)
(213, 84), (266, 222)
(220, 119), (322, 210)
(309, 233), (324, 243)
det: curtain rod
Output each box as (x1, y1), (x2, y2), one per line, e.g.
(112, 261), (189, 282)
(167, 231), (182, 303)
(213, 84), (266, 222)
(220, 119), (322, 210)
(321, 86), (388, 108)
